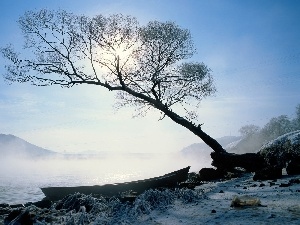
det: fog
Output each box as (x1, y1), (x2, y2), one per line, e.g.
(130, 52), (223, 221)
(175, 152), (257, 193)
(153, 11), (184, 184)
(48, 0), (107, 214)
(0, 152), (211, 187)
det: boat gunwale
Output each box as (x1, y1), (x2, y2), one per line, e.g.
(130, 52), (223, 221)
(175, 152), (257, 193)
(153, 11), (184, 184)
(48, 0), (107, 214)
(41, 166), (190, 201)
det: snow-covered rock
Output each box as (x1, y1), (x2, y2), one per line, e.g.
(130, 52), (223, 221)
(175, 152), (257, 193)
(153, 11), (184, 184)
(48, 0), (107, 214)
(258, 130), (300, 167)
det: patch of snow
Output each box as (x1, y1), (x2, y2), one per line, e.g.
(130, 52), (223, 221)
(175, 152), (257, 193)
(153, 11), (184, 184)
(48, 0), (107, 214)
(258, 130), (300, 166)
(261, 130), (300, 149)
(225, 138), (242, 150)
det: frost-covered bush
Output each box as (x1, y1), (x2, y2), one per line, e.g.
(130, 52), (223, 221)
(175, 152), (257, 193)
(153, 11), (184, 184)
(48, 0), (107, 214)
(259, 130), (300, 167)
(55, 193), (108, 213)
(134, 188), (176, 214)
(25, 188), (206, 225)
(175, 188), (205, 203)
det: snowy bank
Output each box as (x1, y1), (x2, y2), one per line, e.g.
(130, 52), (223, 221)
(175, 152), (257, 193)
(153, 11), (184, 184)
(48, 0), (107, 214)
(137, 173), (300, 225)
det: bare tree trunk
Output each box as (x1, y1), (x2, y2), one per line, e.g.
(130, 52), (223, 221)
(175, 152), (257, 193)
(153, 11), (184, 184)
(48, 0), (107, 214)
(160, 107), (226, 154)
(126, 88), (226, 154)
(158, 106), (265, 172)
(127, 89), (265, 172)
(210, 151), (265, 172)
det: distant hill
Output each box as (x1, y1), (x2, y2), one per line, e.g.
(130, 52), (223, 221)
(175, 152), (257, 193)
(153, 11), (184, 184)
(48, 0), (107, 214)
(0, 134), (58, 158)
(179, 136), (241, 169)
(0, 134), (155, 160)
(181, 136), (241, 156)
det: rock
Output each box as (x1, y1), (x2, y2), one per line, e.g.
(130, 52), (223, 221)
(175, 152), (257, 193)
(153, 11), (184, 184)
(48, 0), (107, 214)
(253, 166), (282, 181)
(230, 195), (261, 207)
(198, 168), (224, 181)
(258, 130), (300, 168)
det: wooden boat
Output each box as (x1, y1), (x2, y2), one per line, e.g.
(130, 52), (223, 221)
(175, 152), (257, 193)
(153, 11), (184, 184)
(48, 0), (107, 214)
(41, 166), (190, 201)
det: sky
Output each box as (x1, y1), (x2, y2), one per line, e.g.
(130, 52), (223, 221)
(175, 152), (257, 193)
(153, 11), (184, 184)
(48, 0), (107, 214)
(0, 0), (299, 154)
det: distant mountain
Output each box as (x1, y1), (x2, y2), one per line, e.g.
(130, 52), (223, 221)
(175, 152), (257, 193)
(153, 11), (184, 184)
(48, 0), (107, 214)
(181, 136), (241, 157)
(0, 134), (58, 158)
(0, 134), (156, 160)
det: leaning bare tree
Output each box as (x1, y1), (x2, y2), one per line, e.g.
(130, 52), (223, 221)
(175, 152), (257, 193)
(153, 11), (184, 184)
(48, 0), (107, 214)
(1, 10), (264, 172)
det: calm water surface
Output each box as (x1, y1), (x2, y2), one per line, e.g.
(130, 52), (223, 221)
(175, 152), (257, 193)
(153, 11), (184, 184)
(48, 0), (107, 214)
(0, 168), (142, 204)
(0, 155), (198, 204)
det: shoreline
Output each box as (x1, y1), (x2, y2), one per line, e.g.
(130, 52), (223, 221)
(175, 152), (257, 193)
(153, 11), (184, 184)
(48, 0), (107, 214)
(137, 173), (300, 224)
(1, 172), (300, 224)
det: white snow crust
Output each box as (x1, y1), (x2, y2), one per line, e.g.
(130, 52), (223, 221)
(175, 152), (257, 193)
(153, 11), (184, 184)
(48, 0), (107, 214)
(261, 130), (300, 149)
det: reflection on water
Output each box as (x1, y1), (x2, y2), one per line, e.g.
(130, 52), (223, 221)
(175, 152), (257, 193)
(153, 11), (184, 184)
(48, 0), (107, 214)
(0, 168), (141, 204)
(0, 153), (205, 204)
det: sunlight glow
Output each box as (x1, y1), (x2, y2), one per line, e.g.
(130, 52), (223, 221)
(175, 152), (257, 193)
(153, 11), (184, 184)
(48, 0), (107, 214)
(96, 36), (139, 78)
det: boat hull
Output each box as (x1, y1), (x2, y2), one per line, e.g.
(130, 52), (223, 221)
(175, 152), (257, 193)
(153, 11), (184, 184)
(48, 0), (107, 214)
(41, 166), (190, 201)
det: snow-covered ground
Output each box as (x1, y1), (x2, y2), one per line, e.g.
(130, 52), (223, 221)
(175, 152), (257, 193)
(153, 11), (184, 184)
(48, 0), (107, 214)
(2, 172), (300, 224)
(135, 173), (300, 225)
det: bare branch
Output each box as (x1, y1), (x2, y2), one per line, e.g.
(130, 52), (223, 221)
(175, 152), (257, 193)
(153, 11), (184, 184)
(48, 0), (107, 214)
(1, 10), (226, 154)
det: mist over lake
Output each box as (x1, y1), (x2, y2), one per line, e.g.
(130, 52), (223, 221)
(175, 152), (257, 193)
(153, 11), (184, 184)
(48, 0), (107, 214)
(0, 133), (216, 205)
(0, 152), (210, 205)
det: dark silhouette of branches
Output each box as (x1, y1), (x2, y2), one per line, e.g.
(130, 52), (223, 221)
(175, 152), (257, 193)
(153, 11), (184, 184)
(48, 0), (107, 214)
(1, 9), (224, 153)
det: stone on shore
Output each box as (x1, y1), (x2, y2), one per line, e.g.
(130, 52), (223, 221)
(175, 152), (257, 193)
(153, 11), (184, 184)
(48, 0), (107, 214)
(258, 130), (300, 175)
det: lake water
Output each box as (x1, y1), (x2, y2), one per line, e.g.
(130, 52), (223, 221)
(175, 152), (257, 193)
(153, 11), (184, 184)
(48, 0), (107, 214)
(0, 154), (206, 204)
